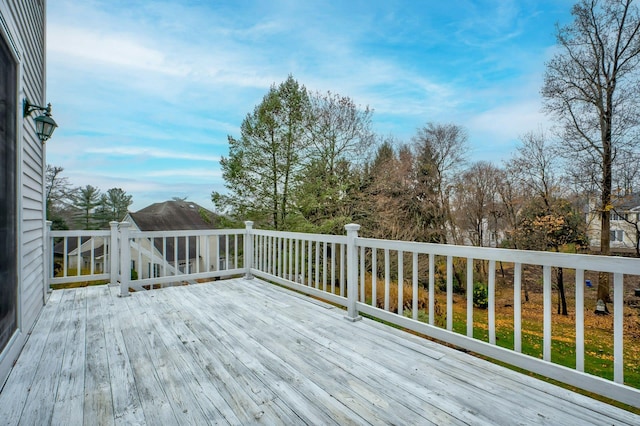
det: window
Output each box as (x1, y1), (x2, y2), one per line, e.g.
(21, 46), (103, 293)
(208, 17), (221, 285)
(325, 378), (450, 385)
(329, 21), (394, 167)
(149, 263), (161, 278)
(611, 212), (627, 221)
(0, 32), (18, 353)
(610, 230), (624, 242)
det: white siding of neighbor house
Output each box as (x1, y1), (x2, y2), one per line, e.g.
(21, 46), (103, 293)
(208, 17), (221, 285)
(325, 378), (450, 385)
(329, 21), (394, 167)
(0, 0), (47, 387)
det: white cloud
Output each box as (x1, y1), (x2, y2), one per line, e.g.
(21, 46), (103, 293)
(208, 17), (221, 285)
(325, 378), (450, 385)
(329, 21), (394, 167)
(48, 25), (189, 76)
(145, 169), (222, 179)
(467, 100), (548, 141)
(85, 146), (220, 162)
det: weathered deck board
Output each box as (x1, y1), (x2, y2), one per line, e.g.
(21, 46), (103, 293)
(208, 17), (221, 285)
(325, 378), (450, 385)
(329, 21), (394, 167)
(102, 285), (145, 425)
(18, 289), (77, 425)
(1, 278), (639, 425)
(50, 287), (87, 425)
(82, 285), (115, 425)
(0, 290), (63, 424)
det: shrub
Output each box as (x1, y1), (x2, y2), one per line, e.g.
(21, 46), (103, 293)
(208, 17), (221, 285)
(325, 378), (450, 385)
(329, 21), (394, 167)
(473, 283), (488, 309)
(437, 276), (464, 294)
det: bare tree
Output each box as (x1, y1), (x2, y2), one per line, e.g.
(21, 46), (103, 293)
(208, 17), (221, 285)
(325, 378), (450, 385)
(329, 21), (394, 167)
(454, 161), (501, 247)
(506, 131), (588, 315)
(613, 148), (640, 195)
(541, 0), (640, 305)
(411, 123), (468, 243)
(45, 165), (76, 229)
(306, 90), (374, 174)
(509, 130), (564, 206)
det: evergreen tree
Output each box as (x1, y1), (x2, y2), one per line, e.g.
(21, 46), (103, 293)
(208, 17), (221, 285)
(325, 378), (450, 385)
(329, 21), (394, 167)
(212, 75), (310, 230)
(72, 185), (102, 229)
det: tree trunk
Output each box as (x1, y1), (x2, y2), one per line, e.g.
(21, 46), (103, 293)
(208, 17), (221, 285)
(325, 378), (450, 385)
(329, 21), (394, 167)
(597, 113), (613, 307)
(452, 262), (463, 293)
(556, 267), (567, 315)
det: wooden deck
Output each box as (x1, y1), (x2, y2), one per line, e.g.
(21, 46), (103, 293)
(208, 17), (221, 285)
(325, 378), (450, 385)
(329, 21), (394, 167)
(0, 279), (638, 425)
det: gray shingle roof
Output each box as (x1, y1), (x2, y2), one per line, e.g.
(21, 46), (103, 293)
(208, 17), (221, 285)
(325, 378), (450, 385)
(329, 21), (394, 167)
(614, 193), (640, 211)
(129, 201), (223, 263)
(129, 200), (218, 231)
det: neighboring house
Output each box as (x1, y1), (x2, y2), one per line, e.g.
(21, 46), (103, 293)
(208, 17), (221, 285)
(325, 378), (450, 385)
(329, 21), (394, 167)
(0, 1), (50, 386)
(125, 200), (226, 279)
(58, 237), (107, 274)
(69, 200), (226, 280)
(586, 193), (640, 253)
(53, 236), (90, 272)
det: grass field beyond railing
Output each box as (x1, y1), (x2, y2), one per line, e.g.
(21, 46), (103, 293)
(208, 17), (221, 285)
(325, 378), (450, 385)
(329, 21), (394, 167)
(355, 275), (640, 390)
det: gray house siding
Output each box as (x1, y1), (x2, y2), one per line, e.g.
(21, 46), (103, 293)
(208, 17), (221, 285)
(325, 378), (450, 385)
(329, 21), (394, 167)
(0, 0), (47, 387)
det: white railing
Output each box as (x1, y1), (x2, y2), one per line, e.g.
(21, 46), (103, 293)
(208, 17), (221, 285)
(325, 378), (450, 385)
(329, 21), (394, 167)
(245, 223), (640, 408)
(46, 222), (246, 293)
(46, 221), (640, 407)
(248, 227), (349, 308)
(47, 221), (119, 286)
(118, 223), (245, 295)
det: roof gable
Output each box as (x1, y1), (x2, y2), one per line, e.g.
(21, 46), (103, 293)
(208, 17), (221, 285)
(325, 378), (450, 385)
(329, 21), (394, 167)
(614, 193), (640, 211)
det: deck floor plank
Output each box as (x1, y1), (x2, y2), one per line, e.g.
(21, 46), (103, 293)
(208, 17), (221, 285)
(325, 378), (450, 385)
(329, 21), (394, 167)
(210, 281), (512, 425)
(239, 278), (640, 425)
(146, 289), (289, 425)
(19, 289), (77, 425)
(1, 278), (639, 425)
(130, 290), (231, 425)
(102, 286), (146, 425)
(50, 288), (87, 425)
(0, 290), (63, 425)
(175, 288), (334, 425)
(180, 287), (376, 425)
(194, 289), (447, 425)
(83, 285), (115, 425)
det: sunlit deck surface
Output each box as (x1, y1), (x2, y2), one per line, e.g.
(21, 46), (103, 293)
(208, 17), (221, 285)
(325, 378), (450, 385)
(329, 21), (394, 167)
(1, 278), (638, 425)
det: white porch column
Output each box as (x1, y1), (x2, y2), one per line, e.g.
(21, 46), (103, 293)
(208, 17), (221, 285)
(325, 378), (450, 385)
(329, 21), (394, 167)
(244, 221), (254, 280)
(344, 223), (362, 322)
(45, 221), (52, 294)
(119, 222), (131, 297)
(109, 221), (119, 286)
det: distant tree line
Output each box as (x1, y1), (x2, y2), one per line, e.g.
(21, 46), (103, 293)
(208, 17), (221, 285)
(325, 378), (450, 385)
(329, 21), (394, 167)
(213, 1), (640, 313)
(46, 165), (133, 230)
(212, 77), (613, 252)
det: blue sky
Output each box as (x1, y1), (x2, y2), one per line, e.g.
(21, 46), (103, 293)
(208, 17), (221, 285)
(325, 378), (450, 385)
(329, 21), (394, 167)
(46, 0), (575, 211)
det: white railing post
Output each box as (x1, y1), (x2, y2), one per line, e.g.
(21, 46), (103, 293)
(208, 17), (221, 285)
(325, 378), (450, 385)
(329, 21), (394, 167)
(344, 224), (362, 322)
(244, 221), (254, 280)
(45, 221), (52, 294)
(119, 222), (131, 297)
(109, 221), (119, 286)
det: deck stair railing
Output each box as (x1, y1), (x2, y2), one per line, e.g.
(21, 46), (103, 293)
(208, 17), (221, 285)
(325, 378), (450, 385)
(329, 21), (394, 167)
(46, 221), (640, 407)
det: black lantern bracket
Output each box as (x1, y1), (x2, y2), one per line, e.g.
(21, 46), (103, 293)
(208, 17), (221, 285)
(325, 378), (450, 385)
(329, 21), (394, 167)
(23, 98), (58, 143)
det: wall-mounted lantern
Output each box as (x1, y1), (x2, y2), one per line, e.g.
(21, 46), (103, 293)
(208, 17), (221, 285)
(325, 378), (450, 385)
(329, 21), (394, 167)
(23, 98), (58, 143)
